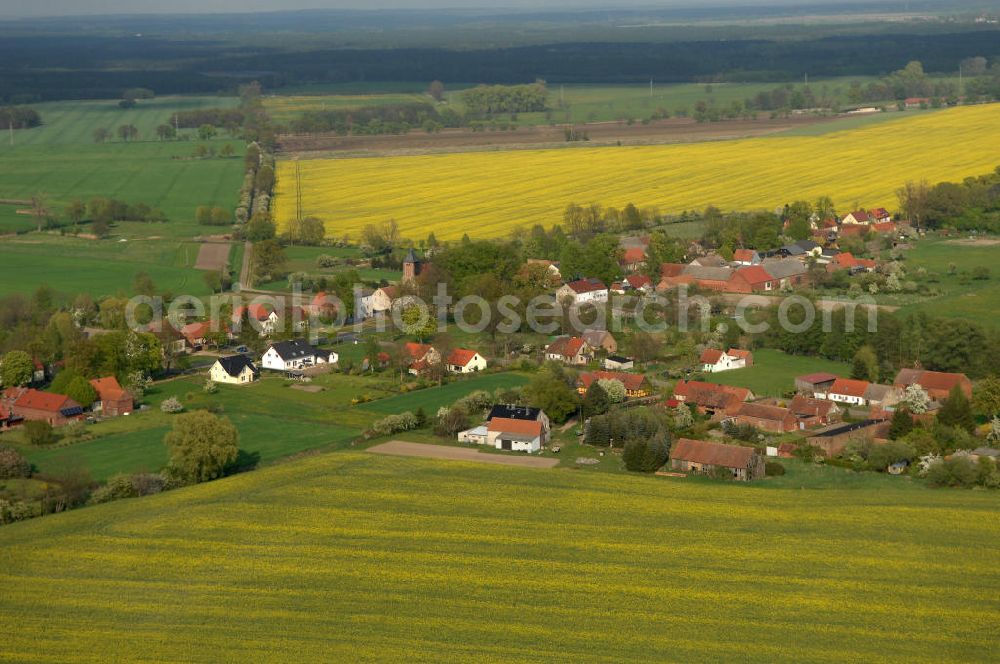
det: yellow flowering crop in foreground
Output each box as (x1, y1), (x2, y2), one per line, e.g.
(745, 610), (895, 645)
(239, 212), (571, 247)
(274, 104), (1000, 241)
(2, 451), (1000, 662)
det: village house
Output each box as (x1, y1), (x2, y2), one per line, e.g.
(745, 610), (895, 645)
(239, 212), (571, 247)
(526, 259), (561, 279)
(180, 321), (214, 350)
(863, 383), (903, 411)
(604, 355), (634, 371)
(732, 249), (761, 266)
(404, 342), (441, 375)
(545, 336), (593, 366)
(620, 246), (647, 272)
(726, 265), (775, 293)
(893, 368), (973, 401)
(232, 304), (280, 337)
(823, 378), (871, 406)
(2, 387), (84, 427)
(446, 348), (487, 374)
(729, 402), (800, 433)
(827, 252), (876, 273)
(841, 210), (873, 225)
(89, 376), (134, 417)
(624, 273), (654, 293)
(556, 278), (609, 305)
(577, 371), (651, 398)
(669, 438), (765, 481)
(795, 372), (839, 396)
(309, 291), (341, 320)
(700, 348), (753, 373)
(370, 286), (399, 314)
(761, 257), (810, 289)
(487, 404), (551, 437)
(672, 380), (753, 418)
(0, 403), (23, 431)
(788, 394), (841, 426)
(261, 339), (337, 371)
(486, 417), (546, 452)
(581, 329), (618, 355)
(210, 355), (260, 385)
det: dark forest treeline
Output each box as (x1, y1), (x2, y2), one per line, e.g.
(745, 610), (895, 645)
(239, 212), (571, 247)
(3, 30), (1000, 102)
(288, 103), (445, 135)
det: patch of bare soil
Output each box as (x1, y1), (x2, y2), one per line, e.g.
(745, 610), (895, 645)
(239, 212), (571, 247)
(368, 441), (559, 468)
(291, 384), (324, 393)
(194, 242), (231, 271)
(278, 115), (835, 158)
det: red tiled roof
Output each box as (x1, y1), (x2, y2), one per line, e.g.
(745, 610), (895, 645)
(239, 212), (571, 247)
(845, 210), (872, 223)
(89, 376), (129, 402)
(671, 438), (755, 469)
(547, 336), (587, 358)
(12, 388), (78, 413)
(625, 274), (652, 289)
(579, 370), (648, 391)
(829, 378), (870, 398)
(621, 247), (646, 264)
(487, 417), (542, 437)
(893, 369), (972, 398)
(734, 402), (793, 423)
(564, 278), (607, 294)
(797, 372), (839, 385)
(660, 263), (686, 278)
(733, 249), (756, 262)
(447, 348), (480, 367)
(789, 395), (835, 418)
(700, 348), (724, 364)
(728, 348), (753, 361)
(838, 224), (868, 237)
(404, 342), (432, 360)
(735, 265), (773, 285)
(181, 321), (212, 343)
(871, 221), (896, 234)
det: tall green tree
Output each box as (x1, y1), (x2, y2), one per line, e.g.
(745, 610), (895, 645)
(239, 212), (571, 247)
(851, 346), (879, 383)
(1, 351), (34, 387)
(937, 385), (976, 433)
(164, 410), (240, 483)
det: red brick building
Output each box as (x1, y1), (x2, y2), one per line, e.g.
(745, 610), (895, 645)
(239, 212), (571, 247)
(89, 377), (134, 417)
(2, 388), (84, 426)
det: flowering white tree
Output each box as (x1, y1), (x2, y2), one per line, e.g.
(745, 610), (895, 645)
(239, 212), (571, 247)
(988, 416), (1000, 444)
(598, 378), (626, 403)
(903, 383), (930, 414)
(672, 404), (693, 429)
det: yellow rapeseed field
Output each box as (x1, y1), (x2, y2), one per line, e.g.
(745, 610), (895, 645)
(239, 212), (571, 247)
(2, 451), (999, 662)
(274, 104), (1000, 241)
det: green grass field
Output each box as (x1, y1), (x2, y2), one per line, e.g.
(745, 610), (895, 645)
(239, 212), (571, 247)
(359, 372), (530, 415)
(0, 235), (211, 298)
(701, 348), (851, 396)
(0, 97), (244, 238)
(2, 450), (997, 661)
(893, 237), (1000, 327)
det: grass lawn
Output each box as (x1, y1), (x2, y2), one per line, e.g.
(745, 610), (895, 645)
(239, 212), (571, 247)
(0, 235), (211, 298)
(701, 348), (851, 396)
(360, 372), (530, 415)
(0, 204), (34, 234)
(2, 450), (998, 661)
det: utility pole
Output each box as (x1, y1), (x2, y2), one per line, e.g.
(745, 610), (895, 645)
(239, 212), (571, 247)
(8, 118), (12, 147)
(650, 78), (653, 98)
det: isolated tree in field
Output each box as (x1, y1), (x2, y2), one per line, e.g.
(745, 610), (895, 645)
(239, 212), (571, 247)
(851, 345), (879, 383)
(298, 216), (326, 245)
(29, 194), (51, 232)
(92, 127), (111, 143)
(117, 124), (139, 142)
(156, 124), (176, 141)
(132, 271), (157, 297)
(211, 207), (230, 226)
(64, 199), (86, 231)
(198, 124), (217, 140)
(428, 80), (445, 101)
(123, 87), (155, 100)
(219, 143), (235, 158)
(0, 350), (34, 387)
(937, 385), (976, 433)
(361, 219), (399, 253)
(196, 205), (212, 225)
(164, 410), (239, 483)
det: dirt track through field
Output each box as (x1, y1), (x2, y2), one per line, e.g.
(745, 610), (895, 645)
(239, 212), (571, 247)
(368, 441), (558, 468)
(194, 242), (230, 271)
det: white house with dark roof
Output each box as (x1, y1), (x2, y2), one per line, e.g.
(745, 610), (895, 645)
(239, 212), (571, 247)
(261, 339), (337, 371)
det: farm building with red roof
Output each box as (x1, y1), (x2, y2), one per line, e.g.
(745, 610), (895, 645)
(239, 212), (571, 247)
(669, 438), (765, 481)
